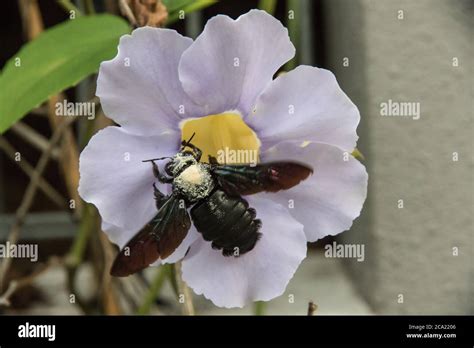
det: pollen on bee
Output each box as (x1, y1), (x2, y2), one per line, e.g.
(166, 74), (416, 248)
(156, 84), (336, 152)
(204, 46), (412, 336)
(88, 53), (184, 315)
(179, 165), (203, 184)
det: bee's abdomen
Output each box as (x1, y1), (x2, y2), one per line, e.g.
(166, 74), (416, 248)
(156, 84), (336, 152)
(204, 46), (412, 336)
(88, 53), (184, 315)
(190, 189), (262, 257)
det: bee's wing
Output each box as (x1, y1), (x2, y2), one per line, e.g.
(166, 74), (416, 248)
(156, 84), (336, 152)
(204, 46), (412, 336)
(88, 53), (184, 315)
(153, 196), (191, 259)
(110, 195), (191, 277)
(110, 223), (159, 277)
(212, 161), (313, 196)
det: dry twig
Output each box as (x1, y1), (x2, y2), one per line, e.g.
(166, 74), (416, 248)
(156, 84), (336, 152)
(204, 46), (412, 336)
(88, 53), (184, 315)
(119, 0), (168, 28)
(10, 122), (61, 160)
(18, 0), (83, 217)
(307, 301), (318, 315)
(0, 257), (61, 307)
(97, 230), (123, 314)
(0, 117), (75, 291)
(0, 136), (66, 208)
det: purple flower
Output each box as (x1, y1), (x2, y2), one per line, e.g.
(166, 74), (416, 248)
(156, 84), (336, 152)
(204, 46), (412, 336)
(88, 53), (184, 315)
(78, 10), (368, 308)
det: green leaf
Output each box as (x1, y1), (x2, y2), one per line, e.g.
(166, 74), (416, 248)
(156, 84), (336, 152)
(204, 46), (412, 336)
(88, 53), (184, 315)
(0, 14), (130, 134)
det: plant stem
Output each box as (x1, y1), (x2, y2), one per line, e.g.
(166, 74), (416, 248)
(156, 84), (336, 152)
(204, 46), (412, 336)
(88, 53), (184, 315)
(173, 262), (195, 315)
(83, 0), (95, 14)
(258, 0), (277, 15)
(254, 301), (266, 315)
(56, 0), (83, 16)
(67, 204), (96, 267)
(167, 0), (217, 25)
(137, 266), (169, 315)
(64, 203), (97, 314)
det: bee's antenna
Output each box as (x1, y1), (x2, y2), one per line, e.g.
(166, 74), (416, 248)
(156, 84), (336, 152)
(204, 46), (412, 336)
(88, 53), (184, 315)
(186, 132), (196, 146)
(142, 157), (171, 162)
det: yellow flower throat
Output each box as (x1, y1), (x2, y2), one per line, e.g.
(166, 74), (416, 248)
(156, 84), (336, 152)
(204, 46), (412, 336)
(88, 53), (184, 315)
(180, 112), (260, 164)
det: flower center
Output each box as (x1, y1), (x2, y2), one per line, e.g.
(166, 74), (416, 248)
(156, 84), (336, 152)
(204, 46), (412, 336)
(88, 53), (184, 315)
(180, 112), (260, 165)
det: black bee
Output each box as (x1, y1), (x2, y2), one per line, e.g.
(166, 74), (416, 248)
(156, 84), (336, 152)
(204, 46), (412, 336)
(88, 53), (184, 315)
(111, 134), (313, 277)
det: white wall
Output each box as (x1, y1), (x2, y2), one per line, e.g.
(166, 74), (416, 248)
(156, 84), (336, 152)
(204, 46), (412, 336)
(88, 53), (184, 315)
(323, 0), (473, 314)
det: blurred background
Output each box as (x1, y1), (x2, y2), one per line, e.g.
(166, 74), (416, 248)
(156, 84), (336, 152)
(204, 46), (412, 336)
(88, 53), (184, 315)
(0, 0), (472, 315)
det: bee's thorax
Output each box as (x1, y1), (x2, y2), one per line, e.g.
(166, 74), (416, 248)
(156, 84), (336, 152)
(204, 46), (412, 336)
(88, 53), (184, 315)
(173, 163), (214, 202)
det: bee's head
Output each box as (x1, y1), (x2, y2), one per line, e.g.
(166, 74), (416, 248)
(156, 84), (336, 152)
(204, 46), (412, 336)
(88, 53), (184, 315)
(165, 152), (197, 176)
(143, 133), (200, 177)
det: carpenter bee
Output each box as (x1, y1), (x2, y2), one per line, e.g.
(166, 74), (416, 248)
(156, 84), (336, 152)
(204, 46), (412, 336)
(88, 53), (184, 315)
(111, 134), (313, 277)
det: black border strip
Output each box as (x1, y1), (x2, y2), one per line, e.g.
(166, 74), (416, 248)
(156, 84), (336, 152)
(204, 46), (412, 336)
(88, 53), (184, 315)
(0, 315), (472, 346)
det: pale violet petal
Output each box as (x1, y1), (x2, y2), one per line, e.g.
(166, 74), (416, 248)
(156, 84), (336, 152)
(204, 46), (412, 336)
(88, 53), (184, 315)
(247, 65), (360, 152)
(181, 196), (307, 308)
(101, 221), (131, 248)
(78, 126), (179, 231)
(178, 9), (295, 117)
(97, 27), (206, 136)
(260, 141), (368, 242)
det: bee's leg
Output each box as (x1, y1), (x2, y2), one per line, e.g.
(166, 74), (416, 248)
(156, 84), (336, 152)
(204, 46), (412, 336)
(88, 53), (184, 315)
(153, 183), (169, 209)
(208, 155), (219, 165)
(182, 140), (202, 161)
(151, 160), (173, 184)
